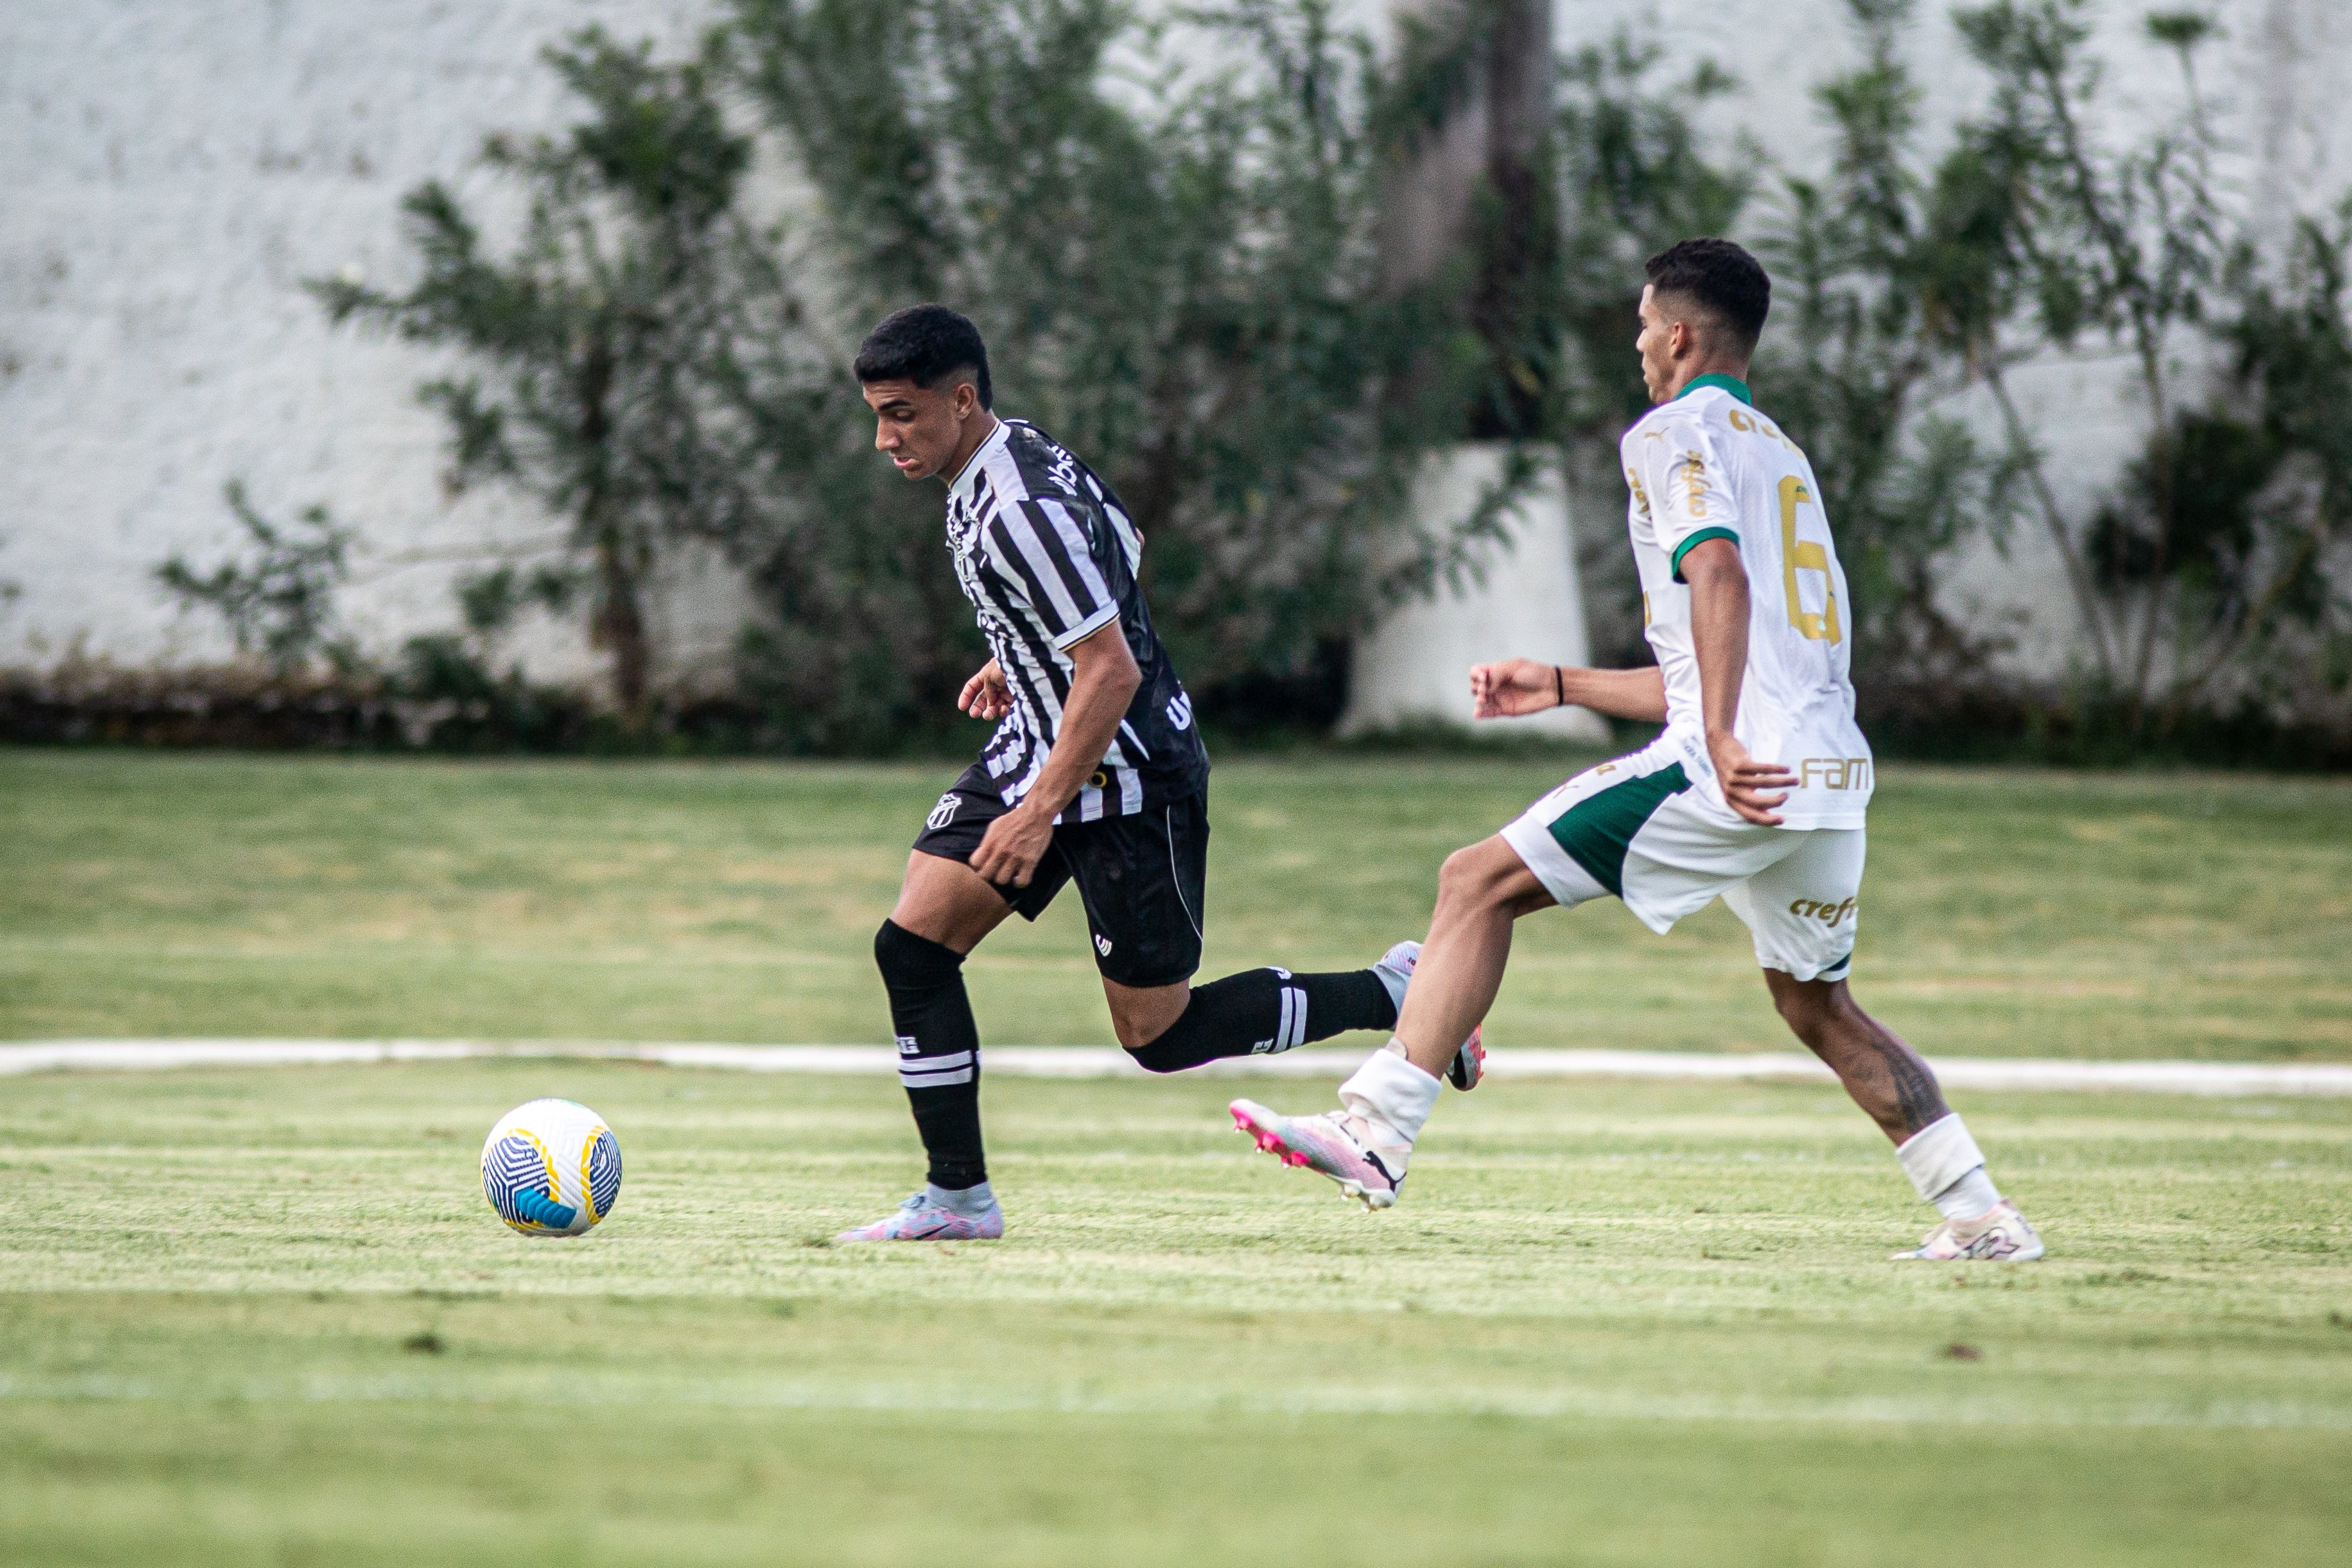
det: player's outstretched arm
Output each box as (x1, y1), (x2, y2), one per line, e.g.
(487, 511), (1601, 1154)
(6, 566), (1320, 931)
(1470, 658), (1666, 722)
(1681, 539), (1795, 826)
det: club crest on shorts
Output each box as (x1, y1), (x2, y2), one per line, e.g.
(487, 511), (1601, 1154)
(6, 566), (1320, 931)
(927, 793), (961, 831)
(1096, 934), (1113, 957)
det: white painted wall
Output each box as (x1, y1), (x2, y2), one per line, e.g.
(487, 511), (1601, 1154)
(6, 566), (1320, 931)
(0, 0), (730, 683)
(3, 0), (2349, 692)
(1341, 447), (1610, 740)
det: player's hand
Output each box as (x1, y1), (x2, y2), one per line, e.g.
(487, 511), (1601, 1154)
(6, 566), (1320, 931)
(959, 659), (1012, 721)
(1470, 659), (1563, 719)
(1706, 731), (1796, 827)
(970, 801), (1053, 888)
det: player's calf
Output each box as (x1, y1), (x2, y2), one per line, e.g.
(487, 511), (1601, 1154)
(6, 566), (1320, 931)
(1764, 973), (2042, 1257)
(1124, 964), (1396, 1073)
(1372, 940), (1486, 1090)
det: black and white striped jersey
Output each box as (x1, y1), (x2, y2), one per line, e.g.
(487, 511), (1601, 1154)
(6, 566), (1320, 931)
(943, 418), (1209, 819)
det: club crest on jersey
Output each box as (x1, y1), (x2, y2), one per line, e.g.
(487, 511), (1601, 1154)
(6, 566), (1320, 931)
(1166, 692), (1193, 731)
(927, 793), (961, 831)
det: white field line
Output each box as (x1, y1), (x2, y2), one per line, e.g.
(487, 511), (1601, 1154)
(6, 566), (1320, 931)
(0, 1370), (2344, 1431)
(3, 1039), (2351, 1096)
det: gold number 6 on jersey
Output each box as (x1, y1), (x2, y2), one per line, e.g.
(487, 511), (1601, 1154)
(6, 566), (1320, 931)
(1777, 476), (1842, 643)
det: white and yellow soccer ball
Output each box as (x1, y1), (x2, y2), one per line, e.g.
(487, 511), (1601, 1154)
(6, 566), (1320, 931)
(480, 1098), (622, 1238)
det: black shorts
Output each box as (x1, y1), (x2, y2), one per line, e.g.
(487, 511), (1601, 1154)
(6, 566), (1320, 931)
(912, 763), (1208, 988)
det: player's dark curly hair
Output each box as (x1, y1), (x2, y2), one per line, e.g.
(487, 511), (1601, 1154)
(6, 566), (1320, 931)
(1645, 238), (1771, 359)
(854, 304), (993, 409)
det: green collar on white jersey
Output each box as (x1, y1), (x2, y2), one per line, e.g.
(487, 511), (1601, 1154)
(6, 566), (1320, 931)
(1678, 372), (1752, 405)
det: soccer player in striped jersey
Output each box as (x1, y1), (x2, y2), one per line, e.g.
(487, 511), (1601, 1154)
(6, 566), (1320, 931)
(839, 305), (1479, 1242)
(1232, 241), (2042, 1263)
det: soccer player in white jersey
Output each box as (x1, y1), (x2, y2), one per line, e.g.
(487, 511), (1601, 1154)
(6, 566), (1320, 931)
(1232, 240), (2042, 1262)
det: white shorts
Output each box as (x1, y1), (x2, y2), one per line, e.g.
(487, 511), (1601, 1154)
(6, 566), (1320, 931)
(1498, 731), (1863, 982)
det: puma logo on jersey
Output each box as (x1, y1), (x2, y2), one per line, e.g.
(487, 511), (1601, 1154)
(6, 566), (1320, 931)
(1788, 897), (1858, 924)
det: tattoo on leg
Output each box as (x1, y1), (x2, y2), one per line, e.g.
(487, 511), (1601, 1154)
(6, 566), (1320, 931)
(1868, 1031), (1946, 1135)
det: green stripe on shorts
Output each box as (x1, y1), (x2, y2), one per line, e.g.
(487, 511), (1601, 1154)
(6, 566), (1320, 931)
(1547, 763), (1691, 896)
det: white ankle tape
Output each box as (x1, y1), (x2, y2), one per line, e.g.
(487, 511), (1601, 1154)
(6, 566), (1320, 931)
(1340, 1043), (1440, 1147)
(1895, 1113), (1986, 1202)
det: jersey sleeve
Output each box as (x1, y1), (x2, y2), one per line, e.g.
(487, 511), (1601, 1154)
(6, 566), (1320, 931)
(983, 496), (1120, 649)
(1639, 410), (1741, 583)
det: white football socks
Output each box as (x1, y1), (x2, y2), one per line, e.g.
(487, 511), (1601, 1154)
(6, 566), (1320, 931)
(927, 1179), (998, 1216)
(1339, 1040), (1442, 1161)
(1894, 1113), (2003, 1221)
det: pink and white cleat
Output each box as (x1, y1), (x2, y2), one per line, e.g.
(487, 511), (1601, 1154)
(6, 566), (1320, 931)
(835, 1191), (1005, 1243)
(1230, 1098), (1404, 1210)
(1892, 1199), (2044, 1262)
(1371, 940), (1486, 1090)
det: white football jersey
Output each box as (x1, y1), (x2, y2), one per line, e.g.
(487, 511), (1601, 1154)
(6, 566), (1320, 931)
(1619, 375), (1873, 829)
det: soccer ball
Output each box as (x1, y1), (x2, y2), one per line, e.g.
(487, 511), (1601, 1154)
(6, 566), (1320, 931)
(480, 1098), (622, 1238)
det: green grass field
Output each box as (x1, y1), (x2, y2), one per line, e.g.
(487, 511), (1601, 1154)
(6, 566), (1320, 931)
(3, 749), (2351, 1565)
(3, 1063), (2349, 1565)
(4, 749), (2350, 1058)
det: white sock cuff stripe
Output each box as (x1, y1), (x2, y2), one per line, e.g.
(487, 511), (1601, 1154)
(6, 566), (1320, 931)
(900, 1067), (975, 1088)
(1280, 986), (1307, 1051)
(1894, 1112), (1986, 1202)
(898, 1049), (973, 1071)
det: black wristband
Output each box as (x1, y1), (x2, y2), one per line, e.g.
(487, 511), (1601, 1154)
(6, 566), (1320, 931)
(1553, 665), (1565, 708)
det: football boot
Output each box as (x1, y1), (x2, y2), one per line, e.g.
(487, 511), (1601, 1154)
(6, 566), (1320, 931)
(835, 1190), (1004, 1243)
(1230, 1098), (1406, 1210)
(1892, 1199), (2044, 1262)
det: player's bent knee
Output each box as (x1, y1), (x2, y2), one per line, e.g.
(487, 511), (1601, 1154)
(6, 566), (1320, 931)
(1122, 1004), (1203, 1070)
(1436, 843), (1497, 903)
(1437, 836), (1536, 915)
(875, 918), (964, 988)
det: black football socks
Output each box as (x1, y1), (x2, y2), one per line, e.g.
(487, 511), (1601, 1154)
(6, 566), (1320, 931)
(878, 918), (1400, 1181)
(1126, 966), (1397, 1074)
(873, 920), (988, 1192)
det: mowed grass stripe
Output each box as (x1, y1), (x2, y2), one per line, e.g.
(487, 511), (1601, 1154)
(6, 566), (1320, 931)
(4, 749), (2349, 1059)
(3, 1062), (2349, 1565)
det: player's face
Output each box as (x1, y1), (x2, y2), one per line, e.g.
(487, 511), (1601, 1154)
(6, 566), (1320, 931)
(862, 378), (977, 481)
(1635, 284), (1681, 405)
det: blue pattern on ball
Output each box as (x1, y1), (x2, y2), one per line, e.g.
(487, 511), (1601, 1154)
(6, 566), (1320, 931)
(512, 1187), (577, 1228)
(586, 1128), (622, 1221)
(484, 1133), (559, 1228)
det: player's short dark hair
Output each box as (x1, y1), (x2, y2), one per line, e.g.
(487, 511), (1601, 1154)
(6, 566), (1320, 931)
(853, 304), (993, 409)
(1645, 238), (1771, 359)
